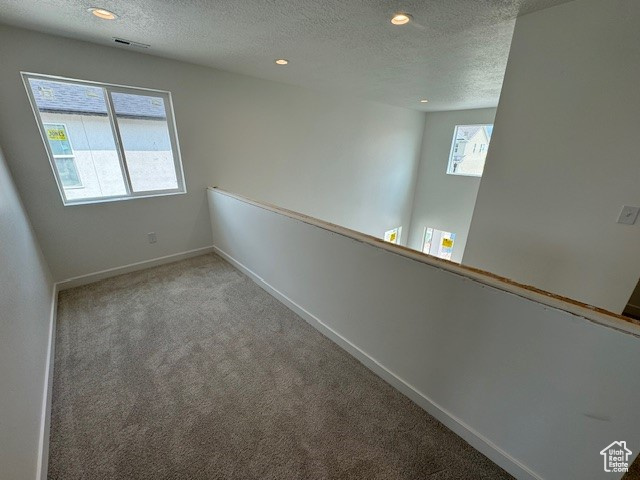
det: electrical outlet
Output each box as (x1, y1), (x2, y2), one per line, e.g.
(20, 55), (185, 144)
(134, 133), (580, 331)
(617, 206), (639, 225)
(147, 232), (157, 244)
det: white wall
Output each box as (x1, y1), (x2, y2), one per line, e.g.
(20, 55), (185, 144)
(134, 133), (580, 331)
(0, 146), (55, 479)
(0, 25), (425, 281)
(464, 0), (640, 313)
(208, 189), (640, 480)
(406, 108), (496, 262)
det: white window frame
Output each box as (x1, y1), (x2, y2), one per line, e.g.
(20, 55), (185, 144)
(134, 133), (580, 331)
(422, 227), (434, 254)
(22, 72), (187, 206)
(446, 124), (493, 178)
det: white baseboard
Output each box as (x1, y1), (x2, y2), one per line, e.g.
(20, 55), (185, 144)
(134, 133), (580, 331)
(212, 245), (542, 480)
(57, 246), (215, 290)
(36, 283), (58, 480)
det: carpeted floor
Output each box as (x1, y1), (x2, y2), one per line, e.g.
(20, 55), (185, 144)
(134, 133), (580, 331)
(48, 253), (513, 479)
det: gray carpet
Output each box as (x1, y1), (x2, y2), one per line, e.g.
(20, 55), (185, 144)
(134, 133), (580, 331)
(49, 253), (513, 479)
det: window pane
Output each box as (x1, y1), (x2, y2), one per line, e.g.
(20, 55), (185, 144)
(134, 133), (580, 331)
(55, 157), (82, 188)
(44, 124), (73, 156)
(447, 125), (493, 176)
(25, 74), (185, 205)
(423, 227), (456, 260)
(28, 78), (127, 201)
(384, 227), (401, 244)
(111, 92), (179, 192)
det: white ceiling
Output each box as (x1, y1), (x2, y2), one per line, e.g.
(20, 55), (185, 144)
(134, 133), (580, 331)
(0, 0), (573, 111)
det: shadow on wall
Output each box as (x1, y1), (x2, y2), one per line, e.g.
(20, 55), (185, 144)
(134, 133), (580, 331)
(624, 279), (640, 320)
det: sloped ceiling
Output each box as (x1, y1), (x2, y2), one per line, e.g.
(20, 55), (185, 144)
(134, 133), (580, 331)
(0, 0), (574, 110)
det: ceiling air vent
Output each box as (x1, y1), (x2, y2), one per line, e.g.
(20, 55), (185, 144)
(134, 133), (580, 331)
(113, 38), (150, 49)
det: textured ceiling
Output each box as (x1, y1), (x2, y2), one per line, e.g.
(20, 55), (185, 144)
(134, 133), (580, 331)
(0, 0), (573, 111)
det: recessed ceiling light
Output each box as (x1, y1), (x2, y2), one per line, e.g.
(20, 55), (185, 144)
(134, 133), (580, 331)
(275, 59), (289, 65)
(391, 13), (411, 25)
(88, 8), (117, 20)
(420, 99), (429, 103)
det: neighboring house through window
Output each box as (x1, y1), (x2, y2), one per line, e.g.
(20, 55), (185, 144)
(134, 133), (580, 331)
(447, 124), (494, 176)
(23, 73), (186, 205)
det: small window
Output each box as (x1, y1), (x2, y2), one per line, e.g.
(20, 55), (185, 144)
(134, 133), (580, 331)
(384, 227), (402, 244)
(447, 124), (493, 177)
(422, 227), (456, 260)
(23, 73), (186, 205)
(43, 123), (82, 188)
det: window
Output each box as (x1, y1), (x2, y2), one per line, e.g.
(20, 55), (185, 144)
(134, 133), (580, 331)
(23, 73), (185, 205)
(43, 123), (82, 188)
(422, 227), (456, 260)
(384, 227), (401, 244)
(446, 124), (493, 177)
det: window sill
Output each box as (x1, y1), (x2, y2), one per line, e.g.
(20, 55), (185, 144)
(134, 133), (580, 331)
(62, 189), (187, 206)
(446, 172), (483, 178)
